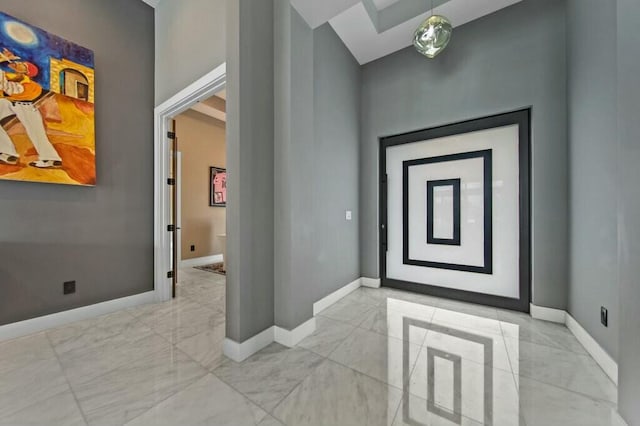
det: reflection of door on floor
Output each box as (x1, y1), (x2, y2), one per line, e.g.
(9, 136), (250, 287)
(380, 110), (531, 312)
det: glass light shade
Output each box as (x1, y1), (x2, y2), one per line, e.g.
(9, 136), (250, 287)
(413, 15), (453, 58)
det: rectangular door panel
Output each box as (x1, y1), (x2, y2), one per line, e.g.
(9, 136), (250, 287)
(380, 110), (530, 311)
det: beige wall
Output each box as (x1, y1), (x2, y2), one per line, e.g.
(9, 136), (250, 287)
(176, 110), (226, 260)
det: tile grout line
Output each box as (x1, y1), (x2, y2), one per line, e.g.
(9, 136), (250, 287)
(499, 317), (522, 393)
(210, 346), (325, 421)
(497, 316), (594, 356)
(516, 372), (618, 406)
(119, 307), (220, 425)
(44, 332), (91, 426)
(172, 272), (287, 419)
(58, 285), (217, 424)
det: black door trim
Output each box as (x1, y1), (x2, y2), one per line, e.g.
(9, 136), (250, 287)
(379, 109), (531, 313)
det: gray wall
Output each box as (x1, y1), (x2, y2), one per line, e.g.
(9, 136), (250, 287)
(617, 0), (640, 423)
(566, 0), (619, 359)
(225, 0), (276, 342)
(360, 0), (569, 309)
(0, 0), (154, 326)
(155, 0), (226, 105)
(274, 3), (361, 330)
(310, 23), (361, 316)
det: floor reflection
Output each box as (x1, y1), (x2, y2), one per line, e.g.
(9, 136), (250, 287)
(0, 281), (618, 425)
(390, 298), (518, 425)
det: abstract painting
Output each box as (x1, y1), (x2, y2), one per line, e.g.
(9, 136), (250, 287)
(0, 11), (95, 186)
(210, 166), (226, 207)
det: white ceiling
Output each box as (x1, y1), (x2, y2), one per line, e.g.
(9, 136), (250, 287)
(190, 91), (227, 122)
(143, 0), (522, 65)
(140, 0), (160, 7)
(372, 0), (401, 11)
(292, 0), (522, 64)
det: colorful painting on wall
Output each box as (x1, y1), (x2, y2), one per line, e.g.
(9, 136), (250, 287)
(210, 167), (226, 207)
(0, 11), (95, 186)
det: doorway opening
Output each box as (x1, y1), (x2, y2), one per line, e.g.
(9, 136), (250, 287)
(154, 64), (226, 302)
(379, 109), (531, 312)
(170, 88), (227, 307)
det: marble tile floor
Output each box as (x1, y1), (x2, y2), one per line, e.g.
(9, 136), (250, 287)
(0, 270), (620, 425)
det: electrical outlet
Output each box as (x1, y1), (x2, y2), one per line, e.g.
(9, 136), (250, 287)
(346, 210), (352, 221)
(191, 245), (195, 252)
(63, 281), (76, 295)
(601, 307), (608, 327)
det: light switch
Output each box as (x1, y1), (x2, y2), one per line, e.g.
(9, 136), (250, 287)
(346, 210), (352, 221)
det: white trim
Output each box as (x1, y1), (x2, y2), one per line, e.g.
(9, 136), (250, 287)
(361, 277), (381, 288)
(179, 254), (224, 269)
(0, 291), (155, 343)
(221, 317), (318, 362)
(223, 327), (275, 363)
(528, 305), (619, 386)
(222, 276), (367, 362)
(566, 313), (618, 385)
(154, 64), (227, 303)
(529, 303), (566, 324)
(274, 317), (317, 347)
(313, 278), (362, 316)
(612, 410), (629, 426)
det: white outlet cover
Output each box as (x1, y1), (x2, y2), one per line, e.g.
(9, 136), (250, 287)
(346, 210), (352, 220)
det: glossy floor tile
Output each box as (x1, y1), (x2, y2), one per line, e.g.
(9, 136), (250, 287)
(124, 374), (267, 426)
(0, 333), (71, 420)
(0, 271), (621, 425)
(213, 343), (324, 411)
(272, 359), (402, 426)
(296, 316), (356, 357)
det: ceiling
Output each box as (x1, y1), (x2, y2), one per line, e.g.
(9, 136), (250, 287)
(140, 0), (160, 7)
(190, 91), (227, 122)
(141, 0), (522, 64)
(291, 0), (522, 64)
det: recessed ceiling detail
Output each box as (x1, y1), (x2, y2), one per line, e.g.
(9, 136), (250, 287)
(140, 0), (160, 8)
(291, 0), (522, 64)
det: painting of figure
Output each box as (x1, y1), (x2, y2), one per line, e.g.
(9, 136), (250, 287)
(210, 167), (226, 207)
(0, 11), (95, 186)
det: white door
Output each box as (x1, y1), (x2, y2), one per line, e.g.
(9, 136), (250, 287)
(380, 111), (530, 311)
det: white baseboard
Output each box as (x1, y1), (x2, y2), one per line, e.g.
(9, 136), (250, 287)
(530, 303), (566, 324)
(0, 291), (156, 343)
(180, 254), (223, 268)
(223, 276), (371, 362)
(529, 304), (618, 385)
(361, 277), (381, 288)
(313, 278), (361, 316)
(565, 313), (618, 385)
(223, 326), (275, 363)
(612, 410), (628, 426)
(275, 317), (316, 347)
(222, 317), (318, 363)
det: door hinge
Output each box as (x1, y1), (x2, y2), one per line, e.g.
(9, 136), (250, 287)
(167, 178), (175, 186)
(168, 224), (175, 232)
(167, 131), (176, 139)
(167, 271), (174, 279)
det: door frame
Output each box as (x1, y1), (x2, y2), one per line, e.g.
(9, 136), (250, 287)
(154, 64), (226, 302)
(379, 109), (531, 312)
(176, 151), (182, 267)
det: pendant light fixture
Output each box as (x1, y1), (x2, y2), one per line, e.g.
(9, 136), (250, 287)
(413, 0), (452, 58)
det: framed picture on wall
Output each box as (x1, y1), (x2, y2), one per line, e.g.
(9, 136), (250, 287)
(210, 166), (226, 207)
(0, 11), (96, 186)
